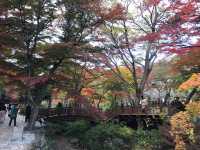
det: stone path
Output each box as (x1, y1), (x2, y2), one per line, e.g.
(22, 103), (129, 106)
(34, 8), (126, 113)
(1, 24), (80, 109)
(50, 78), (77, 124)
(0, 113), (35, 150)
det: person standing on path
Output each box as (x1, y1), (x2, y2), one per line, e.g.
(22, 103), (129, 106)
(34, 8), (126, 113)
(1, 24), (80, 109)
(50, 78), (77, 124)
(0, 103), (6, 123)
(9, 104), (18, 126)
(25, 104), (32, 123)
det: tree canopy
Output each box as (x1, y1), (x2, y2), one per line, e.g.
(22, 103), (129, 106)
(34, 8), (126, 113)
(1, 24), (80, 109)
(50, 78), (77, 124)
(0, 0), (200, 128)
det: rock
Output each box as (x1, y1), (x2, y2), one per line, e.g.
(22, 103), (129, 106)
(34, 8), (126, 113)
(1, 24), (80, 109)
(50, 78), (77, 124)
(69, 138), (79, 145)
(113, 138), (124, 146)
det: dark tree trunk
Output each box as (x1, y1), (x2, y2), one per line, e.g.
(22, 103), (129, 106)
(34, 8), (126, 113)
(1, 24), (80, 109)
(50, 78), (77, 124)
(185, 88), (197, 104)
(25, 103), (39, 130)
(48, 98), (52, 108)
(97, 96), (102, 110)
(29, 105), (39, 130)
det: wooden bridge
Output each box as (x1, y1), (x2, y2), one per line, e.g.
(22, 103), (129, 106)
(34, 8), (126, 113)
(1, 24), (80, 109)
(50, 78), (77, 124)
(37, 104), (168, 124)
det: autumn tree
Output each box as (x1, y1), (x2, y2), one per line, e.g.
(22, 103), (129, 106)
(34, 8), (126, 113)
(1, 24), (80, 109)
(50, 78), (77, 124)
(0, 0), (199, 127)
(91, 0), (200, 104)
(41, 0), (106, 103)
(172, 48), (200, 79)
(92, 0), (169, 103)
(0, 0), (58, 129)
(178, 73), (200, 103)
(81, 67), (133, 109)
(160, 0), (200, 54)
(43, 0), (130, 108)
(0, 0), (119, 127)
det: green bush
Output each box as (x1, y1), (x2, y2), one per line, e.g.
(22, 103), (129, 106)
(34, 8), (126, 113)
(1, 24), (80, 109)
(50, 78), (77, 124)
(45, 120), (91, 149)
(45, 120), (163, 150)
(134, 129), (163, 150)
(45, 120), (90, 138)
(64, 120), (90, 139)
(45, 121), (68, 136)
(83, 123), (134, 150)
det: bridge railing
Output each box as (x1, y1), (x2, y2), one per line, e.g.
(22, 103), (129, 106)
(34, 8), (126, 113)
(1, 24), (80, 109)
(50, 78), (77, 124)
(38, 104), (170, 121)
(37, 106), (102, 120)
(104, 104), (169, 119)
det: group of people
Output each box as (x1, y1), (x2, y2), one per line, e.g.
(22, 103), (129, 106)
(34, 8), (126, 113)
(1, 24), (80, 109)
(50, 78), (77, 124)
(140, 96), (185, 113)
(0, 103), (32, 127)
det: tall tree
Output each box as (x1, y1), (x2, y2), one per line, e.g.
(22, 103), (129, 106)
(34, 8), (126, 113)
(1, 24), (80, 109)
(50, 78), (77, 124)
(0, 0), (56, 129)
(92, 0), (167, 103)
(92, 0), (200, 104)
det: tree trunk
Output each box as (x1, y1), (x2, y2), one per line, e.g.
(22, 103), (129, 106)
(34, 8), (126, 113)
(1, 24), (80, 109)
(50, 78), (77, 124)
(26, 104), (39, 130)
(31, 105), (39, 129)
(48, 98), (52, 108)
(185, 88), (197, 104)
(97, 96), (102, 110)
(135, 88), (143, 105)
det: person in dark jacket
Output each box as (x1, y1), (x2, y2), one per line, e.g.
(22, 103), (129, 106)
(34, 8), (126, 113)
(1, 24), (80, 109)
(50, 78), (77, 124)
(169, 97), (185, 115)
(9, 104), (18, 126)
(0, 103), (6, 111)
(25, 104), (32, 123)
(0, 103), (6, 122)
(7, 104), (11, 112)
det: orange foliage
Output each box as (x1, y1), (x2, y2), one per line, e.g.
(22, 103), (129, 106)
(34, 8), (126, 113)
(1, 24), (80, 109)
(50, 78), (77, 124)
(170, 111), (194, 139)
(179, 73), (200, 91)
(81, 88), (96, 96)
(103, 66), (142, 81)
(112, 91), (128, 97)
(95, 3), (126, 21)
(173, 48), (200, 74)
(186, 101), (200, 117)
(0, 68), (17, 77)
(170, 101), (200, 150)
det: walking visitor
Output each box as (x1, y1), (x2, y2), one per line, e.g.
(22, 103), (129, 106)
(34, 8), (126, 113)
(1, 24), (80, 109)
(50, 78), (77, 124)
(8, 104), (18, 126)
(25, 104), (32, 123)
(0, 103), (6, 123)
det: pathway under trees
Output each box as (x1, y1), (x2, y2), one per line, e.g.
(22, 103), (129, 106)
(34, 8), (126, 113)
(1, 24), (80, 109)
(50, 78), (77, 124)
(0, 114), (35, 150)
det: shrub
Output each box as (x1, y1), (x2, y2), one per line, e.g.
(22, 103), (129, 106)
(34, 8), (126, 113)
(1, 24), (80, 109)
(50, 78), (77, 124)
(186, 101), (200, 119)
(45, 120), (90, 137)
(45, 120), (164, 150)
(45, 121), (68, 136)
(134, 129), (163, 150)
(83, 123), (134, 150)
(170, 101), (200, 150)
(64, 120), (91, 139)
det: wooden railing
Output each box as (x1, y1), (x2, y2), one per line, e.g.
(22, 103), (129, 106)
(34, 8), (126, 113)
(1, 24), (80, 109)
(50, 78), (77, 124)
(38, 104), (170, 122)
